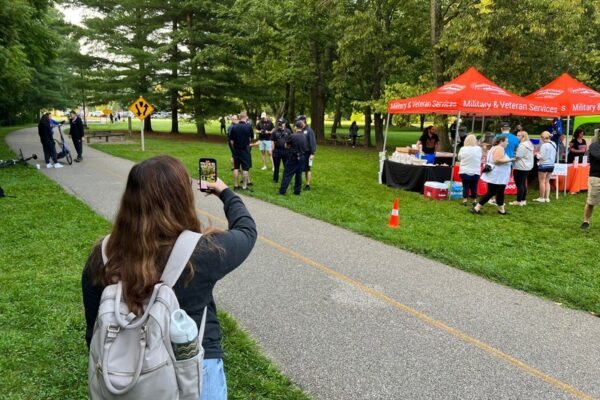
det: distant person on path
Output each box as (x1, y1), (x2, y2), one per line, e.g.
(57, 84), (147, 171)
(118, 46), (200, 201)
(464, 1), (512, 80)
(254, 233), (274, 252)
(471, 136), (514, 215)
(271, 117), (291, 183)
(279, 120), (308, 196)
(227, 114), (239, 171)
(109, 113), (114, 123)
(69, 111), (84, 162)
(296, 115), (316, 191)
(417, 125), (439, 154)
(581, 140), (600, 229)
(457, 134), (482, 206)
(349, 121), (359, 148)
(256, 112), (274, 171)
(567, 128), (587, 164)
(82, 155), (257, 400)
(219, 116), (226, 135)
(533, 131), (557, 203)
(230, 112), (254, 191)
(510, 131), (534, 206)
(38, 112), (61, 169)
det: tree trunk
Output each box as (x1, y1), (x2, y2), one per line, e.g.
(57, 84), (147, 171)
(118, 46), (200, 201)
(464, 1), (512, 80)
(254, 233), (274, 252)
(331, 96), (342, 137)
(430, 0), (450, 151)
(374, 112), (383, 148)
(282, 83), (291, 120)
(289, 85), (296, 122)
(420, 114), (425, 131)
(187, 12), (206, 139)
(364, 107), (372, 147)
(196, 120), (206, 137)
(144, 115), (153, 133)
(170, 17), (179, 134)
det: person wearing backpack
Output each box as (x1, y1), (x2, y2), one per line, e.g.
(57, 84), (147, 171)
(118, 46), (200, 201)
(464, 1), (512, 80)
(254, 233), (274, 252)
(82, 155), (257, 399)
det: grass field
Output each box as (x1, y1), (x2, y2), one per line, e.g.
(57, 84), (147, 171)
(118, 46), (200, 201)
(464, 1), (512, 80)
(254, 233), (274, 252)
(0, 126), (310, 399)
(89, 130), (600, 316)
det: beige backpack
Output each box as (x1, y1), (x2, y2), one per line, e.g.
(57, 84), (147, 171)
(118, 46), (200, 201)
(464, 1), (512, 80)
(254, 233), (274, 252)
(88, 230), (206, 399)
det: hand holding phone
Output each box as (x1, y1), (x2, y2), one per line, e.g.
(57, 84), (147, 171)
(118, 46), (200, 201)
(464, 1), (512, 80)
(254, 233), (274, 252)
(199, 158), (217, 192)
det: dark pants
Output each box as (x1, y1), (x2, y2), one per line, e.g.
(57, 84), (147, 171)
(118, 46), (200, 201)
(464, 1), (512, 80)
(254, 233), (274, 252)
(279, 154), (304, 195)
(41, 136), (57, 164)
(272, 149), (288, 183)
(478, 183), (506, 206)
(350, 135), (357, 146)
(513, 169), (529, 202)
(459, 173), (480, 200)
(72, 136), (83, 158)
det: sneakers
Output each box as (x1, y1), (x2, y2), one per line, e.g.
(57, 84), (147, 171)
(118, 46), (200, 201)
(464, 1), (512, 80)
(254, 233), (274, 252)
(545, 198), (550, 203)
(53, 163), (64, 169)
(581, 222), (590, 229)
(75, 157), (82, 162)
(46, 163), (53, 169)
(533, 198), (546, 203)
(261, 166), (267, 170)
(304, 185), (311, 191)
(489, 198), (497, 206)
(509, 201), (526, 206)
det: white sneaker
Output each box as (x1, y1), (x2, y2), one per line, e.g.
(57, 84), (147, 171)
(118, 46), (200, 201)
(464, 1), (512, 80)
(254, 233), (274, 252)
(545, 198), (550, 203)
(520, 201), (527, 206)
(46, 163), (53, 169)
(489, 198), (497, 205)
(261, 166), (267, 170)
(533, 198), (545, 203)
(53, 163), (64, 169)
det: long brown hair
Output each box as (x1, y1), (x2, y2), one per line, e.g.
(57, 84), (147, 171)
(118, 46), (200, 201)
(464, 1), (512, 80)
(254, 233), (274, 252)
(103, 155), (202, 314)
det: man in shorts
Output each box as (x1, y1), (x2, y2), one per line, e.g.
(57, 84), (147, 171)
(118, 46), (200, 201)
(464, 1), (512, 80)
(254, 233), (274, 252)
(581, 140), (600, 229)
(256, 112), (274, 170)
(229, 112), (254, 190)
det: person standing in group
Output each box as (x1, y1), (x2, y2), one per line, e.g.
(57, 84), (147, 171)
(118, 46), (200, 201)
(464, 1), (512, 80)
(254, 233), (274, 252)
(349, 121), (359, 148)
(82, 156), (257, 400)
(256, 112), (274, 171)
(416, 125), (439, 155)
(295, 115), (316, 191)
(69, 111), (84, 162)
(457, 134), (482, 206)
(271, 117), (291, 183)
(38, 112), (62, 169)
(229, 112), (254, 191)
(227, 114), (239, 171)
(471, 136), (514, 215)
(567, 128), (587, 164)
(510, 131), (534, 206)
(497, 122), (519, 160)
(279, 120), (308, 196)
(533, 131), (557, 203)
(581, 140), (600, 229)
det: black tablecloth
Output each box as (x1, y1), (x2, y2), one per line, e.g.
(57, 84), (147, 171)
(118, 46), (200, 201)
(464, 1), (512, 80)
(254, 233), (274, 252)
(382, 160), (452, 193)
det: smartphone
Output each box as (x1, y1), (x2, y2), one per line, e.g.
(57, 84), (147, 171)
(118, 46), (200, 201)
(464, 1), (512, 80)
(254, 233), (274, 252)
(199, 158), (217, 192)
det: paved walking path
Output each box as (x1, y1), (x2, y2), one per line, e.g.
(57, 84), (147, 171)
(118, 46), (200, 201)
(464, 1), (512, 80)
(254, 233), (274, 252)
(7, 127), (600, 399)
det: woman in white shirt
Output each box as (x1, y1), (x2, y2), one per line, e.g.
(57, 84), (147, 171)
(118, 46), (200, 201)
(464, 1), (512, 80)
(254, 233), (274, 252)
(471, 136), (514, 215)
(457, 134), (482, 206)
(510, 131), (534, 206)
(534, 131), (557, 203)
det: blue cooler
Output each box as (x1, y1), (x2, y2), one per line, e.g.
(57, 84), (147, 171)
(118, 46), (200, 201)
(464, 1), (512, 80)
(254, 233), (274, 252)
(416, 153), (436, 164)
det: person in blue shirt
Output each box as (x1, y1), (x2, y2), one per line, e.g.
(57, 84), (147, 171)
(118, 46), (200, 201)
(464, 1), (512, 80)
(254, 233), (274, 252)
(497, 122), (519, 159)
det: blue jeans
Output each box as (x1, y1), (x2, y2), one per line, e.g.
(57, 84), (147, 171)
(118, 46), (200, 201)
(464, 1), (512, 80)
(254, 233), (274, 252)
(200, 358), (227, 400)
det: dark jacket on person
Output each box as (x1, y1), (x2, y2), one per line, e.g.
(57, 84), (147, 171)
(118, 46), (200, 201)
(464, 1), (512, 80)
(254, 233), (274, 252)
(82, 189), (257, 359)
(302, 125), (317, 155)
(288, 129), (308, 158)
(230, 121), (254, 149)
(69, 116), (84, 140)
(589, 141), (600, 178)
(271, 128), (291, 151)
(38, 115), (52, 142)
(257, 119), (274, 141)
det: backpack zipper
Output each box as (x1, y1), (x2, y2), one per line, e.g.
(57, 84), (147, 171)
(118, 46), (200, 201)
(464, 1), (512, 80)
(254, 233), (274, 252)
(96, 360), (169, 376)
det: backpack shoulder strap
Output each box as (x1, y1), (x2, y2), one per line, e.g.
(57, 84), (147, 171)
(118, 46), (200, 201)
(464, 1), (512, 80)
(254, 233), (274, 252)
(101, 234), (111, 265)
(161, 230), (203, 287)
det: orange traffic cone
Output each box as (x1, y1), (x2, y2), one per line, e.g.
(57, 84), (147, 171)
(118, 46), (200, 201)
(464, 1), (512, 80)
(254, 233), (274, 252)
(388, 197), (399, 228)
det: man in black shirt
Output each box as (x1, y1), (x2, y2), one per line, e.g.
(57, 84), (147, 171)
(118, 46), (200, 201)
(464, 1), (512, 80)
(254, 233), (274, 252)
(279, 120), (307, 195)
(271, 118), (291, 183)
(69, 111), (85, 162)
(296, 115), (317, 191)
(417, 125), (439, 154)
(256, 112), (274, 171)
(581, 141), (600, 229)
(229, 112), (254, 190)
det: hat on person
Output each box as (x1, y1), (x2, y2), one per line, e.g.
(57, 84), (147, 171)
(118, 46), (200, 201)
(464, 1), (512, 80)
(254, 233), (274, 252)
(296, 114), (307, 121)
(277, 117), (286, 124)
(260, 112), (267, 119)
(500, 121), (511, 128)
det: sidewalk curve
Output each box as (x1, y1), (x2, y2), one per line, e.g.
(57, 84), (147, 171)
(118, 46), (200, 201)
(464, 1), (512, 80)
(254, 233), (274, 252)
(7, 127), (600, 400)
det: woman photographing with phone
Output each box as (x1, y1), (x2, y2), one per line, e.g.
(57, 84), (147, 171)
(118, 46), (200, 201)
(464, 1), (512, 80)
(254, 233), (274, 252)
(82, 155), (257, 399)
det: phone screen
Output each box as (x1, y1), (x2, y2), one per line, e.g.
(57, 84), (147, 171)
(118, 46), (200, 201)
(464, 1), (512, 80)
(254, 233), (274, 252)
(199, 158), (217, 192)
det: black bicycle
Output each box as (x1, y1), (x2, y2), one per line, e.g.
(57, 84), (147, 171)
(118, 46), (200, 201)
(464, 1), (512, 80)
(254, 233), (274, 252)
(0, 149), (37, 169)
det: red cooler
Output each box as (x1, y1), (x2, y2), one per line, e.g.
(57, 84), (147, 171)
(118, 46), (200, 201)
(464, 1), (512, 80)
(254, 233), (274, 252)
(423, 182), (449, 200)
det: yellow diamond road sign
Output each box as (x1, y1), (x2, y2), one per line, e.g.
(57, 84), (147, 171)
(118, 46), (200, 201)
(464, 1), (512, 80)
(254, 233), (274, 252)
(129, 96), (154, 121)
(102, 108), (112, 116)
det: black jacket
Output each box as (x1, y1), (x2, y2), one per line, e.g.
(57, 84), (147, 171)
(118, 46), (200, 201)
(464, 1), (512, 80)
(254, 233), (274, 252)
(287, 130), (308, 157)
(589, 141), (600, 178)
(69, 117), (84, 139)
(271, 128), (291, 151)
(230, 121), (254, 149)
(82, 189), (257, 359)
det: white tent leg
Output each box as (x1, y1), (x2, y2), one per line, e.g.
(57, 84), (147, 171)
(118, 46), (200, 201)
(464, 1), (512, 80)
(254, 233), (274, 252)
(379, 113), (391, 184)
(564, 116), (571, 197)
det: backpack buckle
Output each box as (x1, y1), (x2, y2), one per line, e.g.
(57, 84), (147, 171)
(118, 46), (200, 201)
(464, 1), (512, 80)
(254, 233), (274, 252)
(106, 324), (120, 340)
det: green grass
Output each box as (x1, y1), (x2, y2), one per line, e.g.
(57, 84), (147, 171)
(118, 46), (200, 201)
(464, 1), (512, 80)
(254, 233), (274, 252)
(0, 127), (310, 399)
(91, 133), (600, 316)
